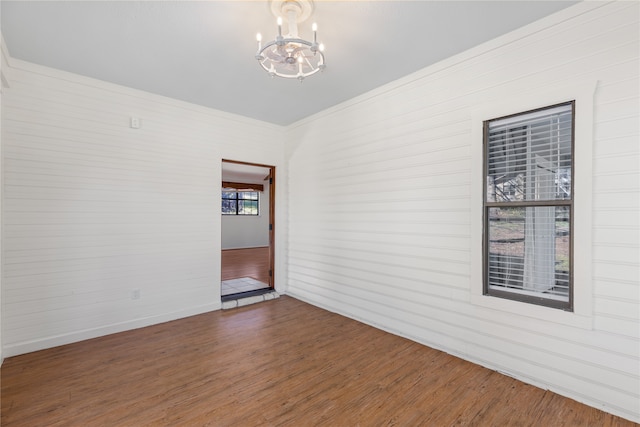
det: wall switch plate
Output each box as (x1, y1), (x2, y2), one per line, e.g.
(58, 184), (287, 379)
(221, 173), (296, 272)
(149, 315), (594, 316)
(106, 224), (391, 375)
(130, 117), (141, 129)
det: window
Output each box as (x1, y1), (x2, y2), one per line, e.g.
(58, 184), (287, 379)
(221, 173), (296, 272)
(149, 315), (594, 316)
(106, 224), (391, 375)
(483, 101), (574, 310)
(222, 191), (259, 215)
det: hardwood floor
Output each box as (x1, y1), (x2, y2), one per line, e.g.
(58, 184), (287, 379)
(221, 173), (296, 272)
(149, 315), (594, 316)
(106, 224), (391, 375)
(221, 247), (270, 285)
(1, 296), (635, 426)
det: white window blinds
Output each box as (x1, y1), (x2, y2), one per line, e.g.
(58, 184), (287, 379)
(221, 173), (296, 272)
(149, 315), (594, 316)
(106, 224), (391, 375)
(484, 102), (573, 309)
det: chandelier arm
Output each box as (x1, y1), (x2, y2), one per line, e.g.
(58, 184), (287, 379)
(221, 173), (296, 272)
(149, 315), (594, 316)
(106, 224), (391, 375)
(257, 39), (279, 55)
(257, 38), (312, 57)
(301, 53), (313, 68)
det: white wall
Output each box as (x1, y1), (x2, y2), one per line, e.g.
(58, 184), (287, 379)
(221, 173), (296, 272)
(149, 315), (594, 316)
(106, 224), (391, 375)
(0, 40), (7, 366)
(286, 2), (639, 422)
(1, 53), (285, 357)
(0, 87), (2, 365)
(221, 178), (270, 249)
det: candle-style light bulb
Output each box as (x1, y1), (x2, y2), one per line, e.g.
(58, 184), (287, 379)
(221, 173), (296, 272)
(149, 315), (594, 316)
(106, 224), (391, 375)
(256, 33), (262, 50)
(277, 17), (283, 36)
(312, 23), (317, 43)
(319, 43), (325, 52)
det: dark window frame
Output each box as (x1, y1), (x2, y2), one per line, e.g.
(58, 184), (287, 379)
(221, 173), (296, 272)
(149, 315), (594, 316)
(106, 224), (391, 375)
(482, 101), (575, 311)
(222, 190), (260, 216)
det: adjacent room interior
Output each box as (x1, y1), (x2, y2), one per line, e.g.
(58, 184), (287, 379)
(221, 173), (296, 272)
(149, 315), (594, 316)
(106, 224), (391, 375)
(0, 0), (638, 424)
(221, 160), (274, 300)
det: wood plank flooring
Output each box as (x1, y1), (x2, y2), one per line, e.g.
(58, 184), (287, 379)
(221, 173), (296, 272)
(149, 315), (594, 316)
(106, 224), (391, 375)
(221, 247), (270, 285)
(1, 296), (635, 426)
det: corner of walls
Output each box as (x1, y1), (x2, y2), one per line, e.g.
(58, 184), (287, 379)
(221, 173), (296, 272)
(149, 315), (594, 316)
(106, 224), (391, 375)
(284, 1), (639, 422)
(0, 36), (8, 366)
(1, 34), (12, 90)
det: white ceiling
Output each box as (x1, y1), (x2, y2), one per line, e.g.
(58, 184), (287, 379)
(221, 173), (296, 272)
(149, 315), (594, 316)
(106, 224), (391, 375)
(1, 1), (577, 126)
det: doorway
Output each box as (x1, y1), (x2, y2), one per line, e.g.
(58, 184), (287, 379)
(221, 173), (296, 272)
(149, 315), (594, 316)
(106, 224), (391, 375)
(221, 160), (275, 300)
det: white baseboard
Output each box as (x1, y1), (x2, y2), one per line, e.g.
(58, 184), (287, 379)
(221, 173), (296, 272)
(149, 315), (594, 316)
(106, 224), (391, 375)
(2, 302), (221, 358)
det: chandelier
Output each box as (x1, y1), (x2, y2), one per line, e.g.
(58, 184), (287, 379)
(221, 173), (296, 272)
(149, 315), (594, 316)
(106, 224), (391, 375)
(255, 0), (325, 81)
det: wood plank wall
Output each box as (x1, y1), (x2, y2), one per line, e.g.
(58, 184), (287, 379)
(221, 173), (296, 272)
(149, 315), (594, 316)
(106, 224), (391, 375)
(285, 2), (639, 422)
(0, 1), (637, 422)
(1, 54), (285, 357)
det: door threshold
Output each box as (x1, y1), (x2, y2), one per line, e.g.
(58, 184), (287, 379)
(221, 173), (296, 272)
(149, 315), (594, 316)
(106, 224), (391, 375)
(221, 289), (279, 309)
(221, 287), (273, 302)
